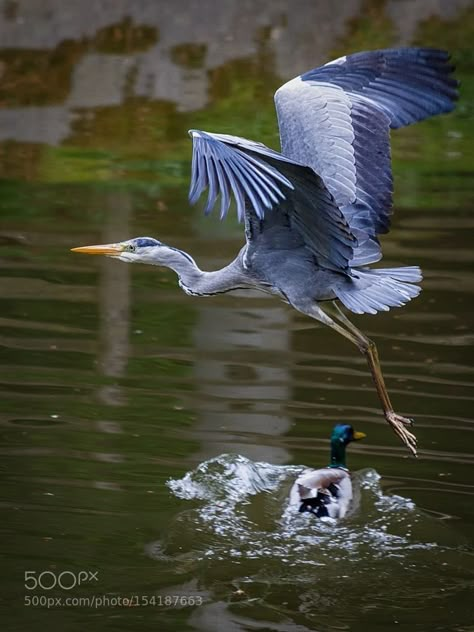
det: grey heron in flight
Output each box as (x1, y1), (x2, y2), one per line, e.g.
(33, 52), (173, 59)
(73, 48), (458, 456)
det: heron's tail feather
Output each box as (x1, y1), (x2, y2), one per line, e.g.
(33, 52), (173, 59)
(334, 266), (422, 315)
(367, 266), (422, 282)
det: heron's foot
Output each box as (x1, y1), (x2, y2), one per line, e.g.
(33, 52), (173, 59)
(385, 411), (417, 456)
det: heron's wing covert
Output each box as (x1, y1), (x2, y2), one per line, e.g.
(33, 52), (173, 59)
(274, 48), (458, 265)
(188, 130), (356, 272)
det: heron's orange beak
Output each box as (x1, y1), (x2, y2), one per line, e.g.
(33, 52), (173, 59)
(353, 431), (366, 441)
(71, 243), (124, 256)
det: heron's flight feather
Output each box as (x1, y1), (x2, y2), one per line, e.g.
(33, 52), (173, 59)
(188, 130), (295, 221)
(275, 47), (458, 265)
(189, 130), (357, 272)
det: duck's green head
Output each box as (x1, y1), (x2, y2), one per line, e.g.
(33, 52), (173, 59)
(329, 424), (366, 469)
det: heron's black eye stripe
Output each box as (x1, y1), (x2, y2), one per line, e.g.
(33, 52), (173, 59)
(169, 246), (194, 264)
(135, 237), (161, 247)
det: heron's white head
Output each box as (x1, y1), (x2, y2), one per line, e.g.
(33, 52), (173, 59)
(71, 237), (196, 267)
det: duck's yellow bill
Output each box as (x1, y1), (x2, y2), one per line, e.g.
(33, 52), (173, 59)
(71, 243), (123, 255)
(353, 431), (366, 440)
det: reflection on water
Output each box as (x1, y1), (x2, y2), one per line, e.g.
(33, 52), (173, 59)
(2, 1), (474, 631)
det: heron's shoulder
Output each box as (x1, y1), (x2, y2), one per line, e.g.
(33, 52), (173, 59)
(274, 75), (303, 98)
(275, 70), (345, 105)
(274, 76), (313, 110)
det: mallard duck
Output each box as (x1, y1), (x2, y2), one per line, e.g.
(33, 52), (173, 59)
(289, 424), (365, 519)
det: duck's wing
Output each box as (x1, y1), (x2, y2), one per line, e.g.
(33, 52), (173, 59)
(274, 48), (458, 266)
(294, 467), (349, 499)
(290, 468), (353, 519)
(188, 130), (356, 273)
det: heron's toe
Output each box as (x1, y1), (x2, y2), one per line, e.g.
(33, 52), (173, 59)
(385, 411), (418, 456)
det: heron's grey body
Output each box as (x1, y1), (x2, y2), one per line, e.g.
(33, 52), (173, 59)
(151, 195), (420, 314)
(73, 48), (458, 455)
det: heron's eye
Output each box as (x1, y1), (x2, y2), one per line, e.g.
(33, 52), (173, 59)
(126, 244), (136, 252)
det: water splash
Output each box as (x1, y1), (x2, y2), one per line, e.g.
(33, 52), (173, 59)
(165, 454), (438, 566)
(153, 458), (474, 630)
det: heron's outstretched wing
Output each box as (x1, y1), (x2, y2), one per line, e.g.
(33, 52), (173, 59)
(274, 48), (458, 265)
(188, 130), (356, 272)
(188, 130), (295, 221)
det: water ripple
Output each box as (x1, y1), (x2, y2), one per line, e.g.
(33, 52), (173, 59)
(166, 454), (468, 566)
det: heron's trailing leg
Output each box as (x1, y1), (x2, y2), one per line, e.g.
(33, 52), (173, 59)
(300, 300), (417, 455)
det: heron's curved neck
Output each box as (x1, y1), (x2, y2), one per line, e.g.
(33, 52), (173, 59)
(158, 247), (250, 296)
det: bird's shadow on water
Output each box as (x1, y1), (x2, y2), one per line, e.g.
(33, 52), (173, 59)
(142, 455), (474, 629)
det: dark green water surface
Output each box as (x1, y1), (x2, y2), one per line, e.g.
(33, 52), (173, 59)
(1, 2), (474, 631)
